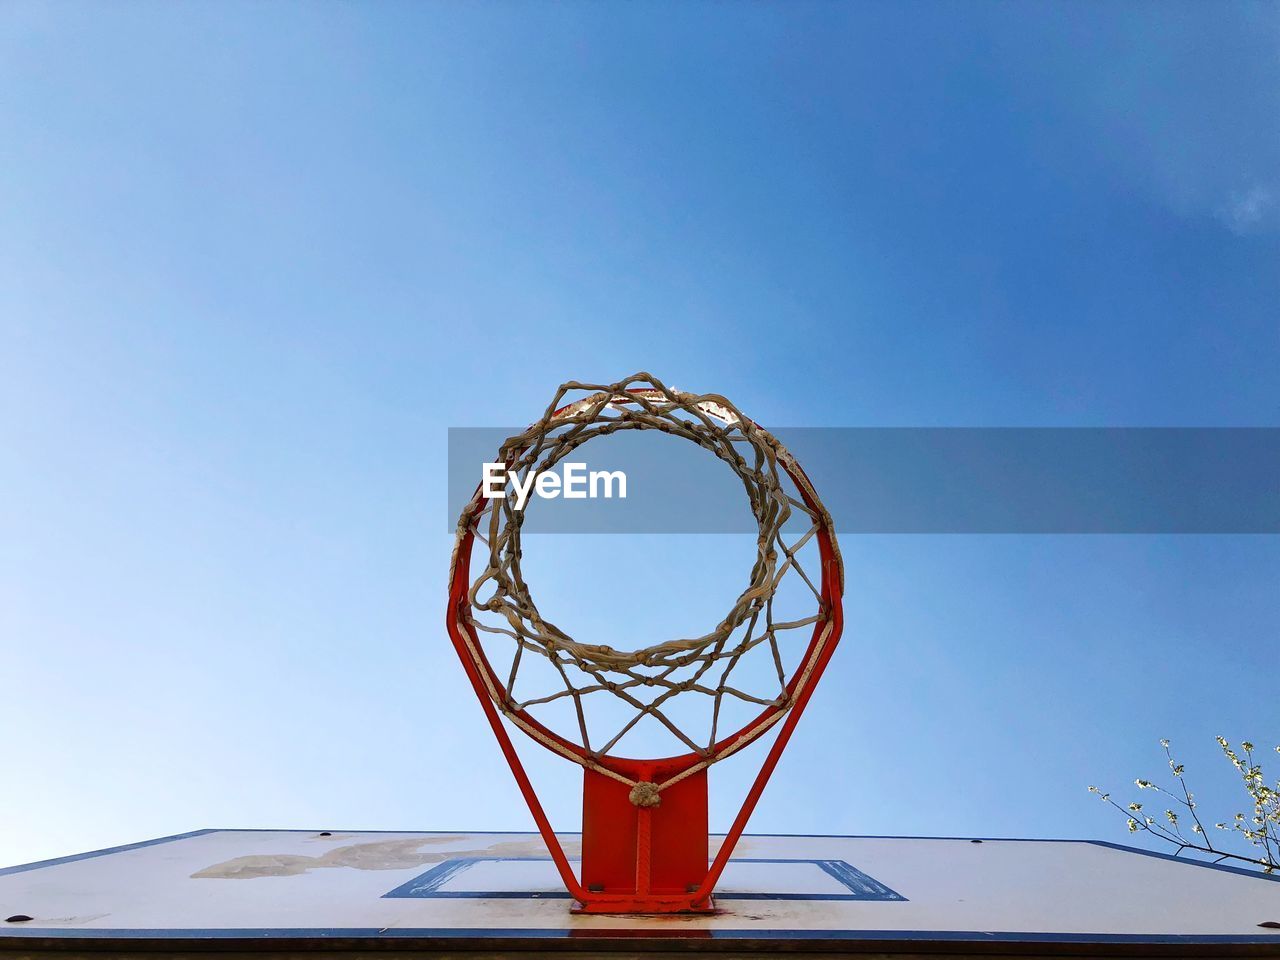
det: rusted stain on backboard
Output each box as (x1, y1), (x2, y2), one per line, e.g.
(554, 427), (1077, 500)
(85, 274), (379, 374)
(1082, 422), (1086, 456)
(192, 835), (584, 880)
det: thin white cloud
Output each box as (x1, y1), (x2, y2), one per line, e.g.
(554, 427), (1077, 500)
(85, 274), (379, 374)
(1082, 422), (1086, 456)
(1218, 184), (1277, 234)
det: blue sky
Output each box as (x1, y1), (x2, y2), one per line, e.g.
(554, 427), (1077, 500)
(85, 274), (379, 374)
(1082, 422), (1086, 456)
(1, 2), (1278, 867)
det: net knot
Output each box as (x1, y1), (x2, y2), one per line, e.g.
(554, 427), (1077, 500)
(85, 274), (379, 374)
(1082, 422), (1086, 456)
(628, 781), (661, 808)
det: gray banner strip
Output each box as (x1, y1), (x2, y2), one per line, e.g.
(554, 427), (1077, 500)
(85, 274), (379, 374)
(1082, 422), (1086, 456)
(447, 428), (1280, 534)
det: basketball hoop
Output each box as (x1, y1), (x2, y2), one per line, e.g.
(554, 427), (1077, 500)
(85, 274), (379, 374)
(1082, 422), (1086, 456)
(447, 373), (844, 913)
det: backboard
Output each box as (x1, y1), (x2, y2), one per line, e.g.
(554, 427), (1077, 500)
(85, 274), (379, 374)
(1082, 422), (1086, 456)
(3, 829), (1279, 957)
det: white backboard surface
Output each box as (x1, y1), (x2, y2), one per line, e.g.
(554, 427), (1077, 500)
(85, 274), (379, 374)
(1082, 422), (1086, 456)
(2, 830), (1278, 952)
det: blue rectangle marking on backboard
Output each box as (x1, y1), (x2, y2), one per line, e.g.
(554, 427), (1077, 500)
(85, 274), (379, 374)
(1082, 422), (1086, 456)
(382, 856), (906, 902)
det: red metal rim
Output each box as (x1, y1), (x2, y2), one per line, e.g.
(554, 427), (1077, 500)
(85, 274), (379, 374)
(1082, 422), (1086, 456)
(447, 396), (843, 778)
